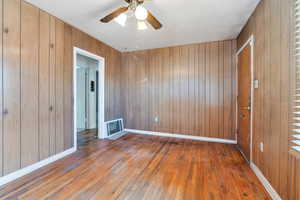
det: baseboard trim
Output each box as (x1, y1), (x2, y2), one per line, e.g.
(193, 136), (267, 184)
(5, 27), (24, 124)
(250, 163), (282, 200)
(125, 129), (237, 144)
(0, 147), (76, 187)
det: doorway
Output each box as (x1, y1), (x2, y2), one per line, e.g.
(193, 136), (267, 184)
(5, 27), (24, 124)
(236, 36), (254, 163)
(73, 47), (105, 149)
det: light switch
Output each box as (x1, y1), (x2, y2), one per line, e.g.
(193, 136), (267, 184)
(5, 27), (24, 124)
(260, 142), (264, 152)
(254, 80), (259, 89)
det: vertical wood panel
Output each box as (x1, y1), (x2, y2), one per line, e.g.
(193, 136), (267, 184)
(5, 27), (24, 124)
(144, 52), (150, 131)
(253, 0), (264, 169)
(147, 51), (153, 131)
(114, 50), (121, 120)
(198, 44), (206, 136)
(194, 45), (200, 135)
(188, 45), (195, 135)
(105, 48), (111, 121)
(20, 1), (39, 167)
(71, 28), (83, 50)
(180, 46), (189, 134)
(110, 49), (116, 121)
(223, 41), (232, 139)
(121, 53), (128, 128)
(173, 47), (180, 133)
(49, 16), (56, 156)
(141, 51), (148, 130)
(263, 0), (271, 178)
(38, 10), (50, 160)
(121, 41), (236, 139)
(0, 0), (3, 177)
(162, 48), (170, 132)
(158, 49), (164, 132)
(231, 40), (237, 142)
(55, 19), (64, 154)
(218, 41), (224, 139)
(269, 0), (281, 190)
(210, 42), (219, 138)
(152, 50), (159, 131)
(3, 0), (21, 175)
(205, 43), (211, 138)
(63, 24), (73, 150)
(116, 51), (122, 119)
(279, 0), (291, 198)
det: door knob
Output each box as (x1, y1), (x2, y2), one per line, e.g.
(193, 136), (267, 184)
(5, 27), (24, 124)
(49, 106), (53, 112)
(241, 106), (251, 111)
(240, 114), (245, 118)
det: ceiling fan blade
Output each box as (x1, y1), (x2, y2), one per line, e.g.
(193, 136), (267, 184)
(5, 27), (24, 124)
(124, 0), (131, 3)
(100, 7), (128, 23)
(146, 11), (162, 30)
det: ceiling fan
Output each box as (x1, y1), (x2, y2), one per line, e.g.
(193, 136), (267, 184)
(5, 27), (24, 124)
(100, 0), (162, 30)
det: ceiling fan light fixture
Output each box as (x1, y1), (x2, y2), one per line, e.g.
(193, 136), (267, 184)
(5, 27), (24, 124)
(135, 5), (148, 21)
(137, 20), (148, 30)
(114, 13), (127, 26)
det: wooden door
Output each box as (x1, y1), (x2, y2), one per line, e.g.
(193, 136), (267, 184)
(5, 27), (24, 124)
(39, 10), (51, 160)
(55, 19), (65, 154)
(49, 16), (56, 156)
(237, 44), (252, 162)
(3, 0), (21, 175)
(63, 24), (73, 150)
(20, 1), (39, 168)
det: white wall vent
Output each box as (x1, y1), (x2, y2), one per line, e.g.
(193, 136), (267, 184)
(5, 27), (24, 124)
(105, 119), (125, 139)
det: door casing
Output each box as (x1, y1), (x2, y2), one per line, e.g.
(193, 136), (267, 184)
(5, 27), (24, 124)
(236, 35), (255, 163)
(73, 47), (106, 151)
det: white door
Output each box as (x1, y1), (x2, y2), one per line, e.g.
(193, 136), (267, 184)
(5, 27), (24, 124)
(76, 68), (87, 130)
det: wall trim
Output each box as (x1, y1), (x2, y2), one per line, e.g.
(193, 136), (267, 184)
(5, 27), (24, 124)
(250, 163), (282, 200)
(125, 129), (237, 144)
(73, 47), (106, 142)
(0, 147), (76, 187)
(236, 34), (255, 163)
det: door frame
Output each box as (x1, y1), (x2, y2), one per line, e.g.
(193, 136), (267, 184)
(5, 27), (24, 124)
(236, 35), (255, 163)
(73, 47), (106, 150)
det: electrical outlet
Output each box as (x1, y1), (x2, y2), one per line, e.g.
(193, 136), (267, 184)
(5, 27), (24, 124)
(260, 142), (264, 152)
(154, 116), (159, 123)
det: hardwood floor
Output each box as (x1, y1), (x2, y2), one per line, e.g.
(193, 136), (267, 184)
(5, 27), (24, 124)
(0, 134), (270, 200)
(77, 129), (98, 147)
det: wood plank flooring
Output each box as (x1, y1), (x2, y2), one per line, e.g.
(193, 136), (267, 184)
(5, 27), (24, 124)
(0, 134), (270, 200)
(77, 129), (98, 147)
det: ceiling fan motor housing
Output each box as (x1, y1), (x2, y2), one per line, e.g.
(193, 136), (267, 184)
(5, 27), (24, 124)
(129, 0), (144, 11)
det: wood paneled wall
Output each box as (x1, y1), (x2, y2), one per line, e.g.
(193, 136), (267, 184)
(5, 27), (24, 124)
(0, 0), (122, 177)
(238, 0), (300, 199)
(121, 40), (237, 140)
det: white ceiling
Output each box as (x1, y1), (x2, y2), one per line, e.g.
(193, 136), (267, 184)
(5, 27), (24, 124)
(25, 0), (260, 52)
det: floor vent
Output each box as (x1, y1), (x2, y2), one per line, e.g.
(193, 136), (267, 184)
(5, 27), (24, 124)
(105, 119), (125, 139)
